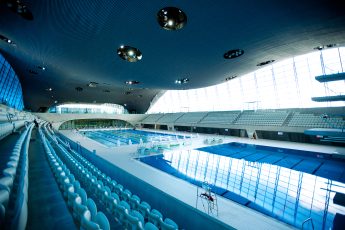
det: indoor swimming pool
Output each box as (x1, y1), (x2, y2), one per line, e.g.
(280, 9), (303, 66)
(138, 142), (345, 229)
(81, 129), (188, 147)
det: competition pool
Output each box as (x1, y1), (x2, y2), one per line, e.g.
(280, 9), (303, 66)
(81, 129), (188, 147)
(138, 142), (345, 229)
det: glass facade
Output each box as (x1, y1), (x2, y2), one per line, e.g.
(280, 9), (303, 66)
(50, 103), (127, 114)
(147, 47), (345, 114)
(0, 53), (24, 110)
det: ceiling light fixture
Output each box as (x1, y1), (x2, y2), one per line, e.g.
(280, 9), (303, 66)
(326, 44), (337, 48)
(225, 75), (237, 81)
(75, 87), (83, 92)
(313, 44), (338, 51)
(125, 80), (140, 85)
(45, 88), (53, 91)
(157, 7), (187, 30)
(314, 45), (324, 51)
(87, 82), (99, 88)
(6, 0), (33, 20)
(0, 34), (16, 46)
(257, 60), (275, 66)
(224, 49), (244, 59)
(175, 78), (189, 85)
(117, 45), (142, 62)
(37, 66), (46, 71)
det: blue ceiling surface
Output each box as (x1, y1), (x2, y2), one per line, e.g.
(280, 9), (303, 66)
(1, 0), (345, 112)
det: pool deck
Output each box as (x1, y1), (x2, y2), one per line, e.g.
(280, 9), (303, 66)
(59, 129), (345, 230)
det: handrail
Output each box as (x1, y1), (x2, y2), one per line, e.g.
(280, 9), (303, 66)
(302, 217), (314, 230)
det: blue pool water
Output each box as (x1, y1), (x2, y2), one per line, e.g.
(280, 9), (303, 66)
(138, 142), (345, 229)
(81, 129), (188, 147)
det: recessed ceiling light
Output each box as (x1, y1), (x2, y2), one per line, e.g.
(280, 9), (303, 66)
(224, 49), (244, 59)
(54, 100), (58, 104)
(175, 78), (189, 84)
(157, 7), (187, 30)
(0, 34), (16, 46)
(117, 45), (142, 62)
(326, 44), (337, 48)
(257, 60), (275, 66)
(87, 82), (99, 87)
(46, 88), (53, 91)
(7, 0), (33, 20)
(125, 80), (140, 85)
(225, 75), (237, 81)
(314, 44), (338, 51)
(37, 66), (46, 71)
(313, 45), (324, 51)
(75, 87), (83, 92)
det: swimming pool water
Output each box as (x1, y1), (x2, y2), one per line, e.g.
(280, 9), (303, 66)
(81, 129), (188, 147)
(138, 142), (345, 230)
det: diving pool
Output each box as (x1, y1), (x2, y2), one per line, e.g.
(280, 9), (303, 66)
(138, 142), (345, 230)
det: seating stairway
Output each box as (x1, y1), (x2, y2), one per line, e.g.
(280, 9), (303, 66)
(26, 128), (77, 230)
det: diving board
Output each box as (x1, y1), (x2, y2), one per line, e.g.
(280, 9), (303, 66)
(312, 95), (345, 102)
(315, 72), (345, 82)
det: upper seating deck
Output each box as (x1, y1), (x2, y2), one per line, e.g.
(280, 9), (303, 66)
(288, 112), (345, 129)
(200, 111), (241, 124)
(234, 110), (289, 126)
(142, 107), (344, 130)
(141, 114), (164, 124)
(174, 112), (207, 124)
(157, 113), (183, 123)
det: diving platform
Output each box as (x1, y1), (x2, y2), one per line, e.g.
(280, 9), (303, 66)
(312, 95), (345, 102)
(315, 72), (345, 82)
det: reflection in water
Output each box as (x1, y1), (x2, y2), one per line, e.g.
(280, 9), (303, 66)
(142, 149), (345, 229)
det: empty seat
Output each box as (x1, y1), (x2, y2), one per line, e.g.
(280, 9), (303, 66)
(148, 209), (163, 227)
(129, 194), (141, 210)
(80, 210), (110, 230)
(138, 201), (151, 220)
(124, 210), (144, 230)
(161, 218), (178, 230)
(144, 222), (159, 230)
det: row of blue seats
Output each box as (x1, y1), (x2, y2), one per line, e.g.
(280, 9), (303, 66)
(0, 123), (13, 141)
(0, 124), (33, 229)
(47, 126), (178, 230)
(39, 128), (110, 230)
(0, 120), (27, 141)
(45, 127), (159, 230)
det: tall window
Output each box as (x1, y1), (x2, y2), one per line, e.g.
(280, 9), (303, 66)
(147, 47), (345, 114)
(0, 53), (24, 110)
(50, 103), (127, 114)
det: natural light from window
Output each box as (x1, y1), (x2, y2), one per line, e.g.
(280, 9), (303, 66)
(146, 47), (345, 114)
(49, 103), (127, 114)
